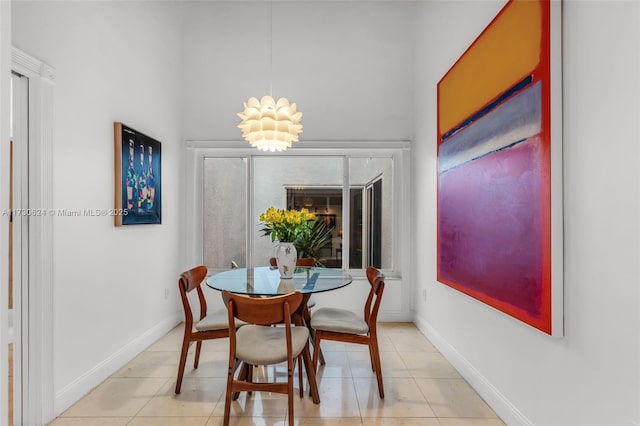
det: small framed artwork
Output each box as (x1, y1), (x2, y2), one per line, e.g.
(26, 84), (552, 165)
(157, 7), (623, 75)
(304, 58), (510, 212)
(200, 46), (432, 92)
(114, 122), (162, 226)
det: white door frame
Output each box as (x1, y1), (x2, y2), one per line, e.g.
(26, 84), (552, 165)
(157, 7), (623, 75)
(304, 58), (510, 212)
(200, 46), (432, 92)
(1, 5), (11, 426)
(10, 70), (29, 426)
(11, 47), (55, 425)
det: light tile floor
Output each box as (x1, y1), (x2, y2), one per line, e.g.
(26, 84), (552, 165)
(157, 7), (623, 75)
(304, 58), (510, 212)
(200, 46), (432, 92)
(49, 323), (504, 426)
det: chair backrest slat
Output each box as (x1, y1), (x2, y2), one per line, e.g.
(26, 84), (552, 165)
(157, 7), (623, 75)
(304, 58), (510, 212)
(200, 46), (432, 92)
(270, 257), (316, 267)
(296, 258), (316, 267)
(180, 265), (207, 293)
(178, 265), (209, 325)
(222, 291), (303, 326)
(364, 267), (385, 327)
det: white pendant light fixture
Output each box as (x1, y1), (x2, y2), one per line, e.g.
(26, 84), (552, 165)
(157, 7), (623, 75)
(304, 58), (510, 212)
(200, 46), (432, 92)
(237, 96), (303, 152)
(237, 1), (303, 152)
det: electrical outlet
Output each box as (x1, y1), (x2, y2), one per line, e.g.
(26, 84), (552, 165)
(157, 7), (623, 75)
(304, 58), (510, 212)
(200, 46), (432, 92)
(422, 288), (427, 301)
(164, 288), (169, 300)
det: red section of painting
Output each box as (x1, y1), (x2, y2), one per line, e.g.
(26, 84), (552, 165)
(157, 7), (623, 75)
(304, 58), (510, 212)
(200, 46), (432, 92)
(436, 0), (552, 334)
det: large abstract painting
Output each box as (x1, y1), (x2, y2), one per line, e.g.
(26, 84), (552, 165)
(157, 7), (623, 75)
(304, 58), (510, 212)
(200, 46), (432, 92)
(437, 0), (563, 335)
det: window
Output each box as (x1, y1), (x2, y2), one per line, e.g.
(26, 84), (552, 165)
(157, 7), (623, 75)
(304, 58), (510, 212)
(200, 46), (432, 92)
(349, 157), (393, 270)
(193, 142), (406, 275)
(203, 157), (248, 269)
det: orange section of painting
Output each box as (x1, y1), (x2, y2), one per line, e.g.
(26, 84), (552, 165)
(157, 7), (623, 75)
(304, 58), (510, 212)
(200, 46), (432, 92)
(438, 0), (542, 136)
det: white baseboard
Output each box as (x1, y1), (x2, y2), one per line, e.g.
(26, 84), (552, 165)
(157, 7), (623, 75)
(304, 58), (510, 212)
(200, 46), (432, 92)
(413, 315), (533, 426)
(53, 314), (182, 417)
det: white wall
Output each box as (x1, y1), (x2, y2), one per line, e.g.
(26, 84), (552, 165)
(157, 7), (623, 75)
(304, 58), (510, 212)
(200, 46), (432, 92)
(413, 1), (640, 424)
(182, 1), (415, 323)
(12, 1), (184, 416)
(181, 1), (415, 142)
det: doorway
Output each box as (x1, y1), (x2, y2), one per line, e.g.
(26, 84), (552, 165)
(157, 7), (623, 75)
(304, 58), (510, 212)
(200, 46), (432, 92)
(9, 70), (28, 426)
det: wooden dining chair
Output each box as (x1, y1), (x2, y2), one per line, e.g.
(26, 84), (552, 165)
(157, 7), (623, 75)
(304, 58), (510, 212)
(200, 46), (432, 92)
(269, 257), (315, 268)
(175, 265), (243, 394)
(311, 266), (386, 398)
(222, 290), (319, 425)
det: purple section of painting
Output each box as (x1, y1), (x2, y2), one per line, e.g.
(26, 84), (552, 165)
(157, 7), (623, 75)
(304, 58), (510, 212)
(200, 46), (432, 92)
(438, 136), (543, 316)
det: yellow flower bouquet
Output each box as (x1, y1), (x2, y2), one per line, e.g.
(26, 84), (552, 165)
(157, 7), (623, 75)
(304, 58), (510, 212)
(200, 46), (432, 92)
(259, 206), (316, 243)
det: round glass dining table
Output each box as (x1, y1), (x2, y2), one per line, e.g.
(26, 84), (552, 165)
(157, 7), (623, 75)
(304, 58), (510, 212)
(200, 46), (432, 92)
(206, 265), (353, 296)
(206, 265), (351, 405)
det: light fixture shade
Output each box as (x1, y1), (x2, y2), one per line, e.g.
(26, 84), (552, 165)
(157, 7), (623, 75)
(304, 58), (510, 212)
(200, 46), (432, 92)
(237, 95), (303, 152)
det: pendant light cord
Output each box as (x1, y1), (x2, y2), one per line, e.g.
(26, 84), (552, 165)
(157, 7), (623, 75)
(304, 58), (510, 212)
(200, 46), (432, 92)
(269, 0), (273, 97)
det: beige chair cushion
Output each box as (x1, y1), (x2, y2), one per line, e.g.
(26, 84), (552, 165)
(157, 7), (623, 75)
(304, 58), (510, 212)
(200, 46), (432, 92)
(195, 309), (244, 331)
(236, 325), (309, 365)
(311, 307), (369, 335)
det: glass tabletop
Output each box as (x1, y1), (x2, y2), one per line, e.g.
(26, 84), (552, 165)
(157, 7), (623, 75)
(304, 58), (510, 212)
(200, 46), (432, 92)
(206, 266), (353, 296)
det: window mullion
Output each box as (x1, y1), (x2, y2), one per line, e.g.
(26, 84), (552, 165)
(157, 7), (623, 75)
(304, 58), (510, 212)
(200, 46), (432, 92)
(247, 155), (254, 268)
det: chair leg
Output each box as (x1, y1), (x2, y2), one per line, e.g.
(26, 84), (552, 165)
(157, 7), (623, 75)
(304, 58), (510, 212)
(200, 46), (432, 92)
(312, 333), (322, 371)
(370, 340), (384, 399)
(233, 362), (248, 401)
(368, 342), (376, 372)
(318, 345), (326, 366)
(223, 359), (236, 426)
(312, 334), (326, 366)
(175, 334), (191, 394)
(287, 366), (295, 424)
(194, 340), (203, 368)
(304, 307), (326, 366)
(298, 355), (304, 398)
(302, 344), (320, 404)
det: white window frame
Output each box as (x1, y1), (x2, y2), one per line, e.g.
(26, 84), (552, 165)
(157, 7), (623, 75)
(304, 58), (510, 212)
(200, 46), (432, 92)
(184, 140), (410, 279)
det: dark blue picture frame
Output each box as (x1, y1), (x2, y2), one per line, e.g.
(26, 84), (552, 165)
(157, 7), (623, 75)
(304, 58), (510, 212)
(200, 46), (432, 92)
(114, 122), (162, 226)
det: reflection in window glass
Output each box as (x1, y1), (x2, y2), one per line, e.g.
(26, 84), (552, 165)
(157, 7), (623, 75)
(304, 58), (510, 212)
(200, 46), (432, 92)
(203, 158), (247, 269)
(286, 187), (342, 267)
(253, 157), (343, 267)
(349, 157), (393, 270)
